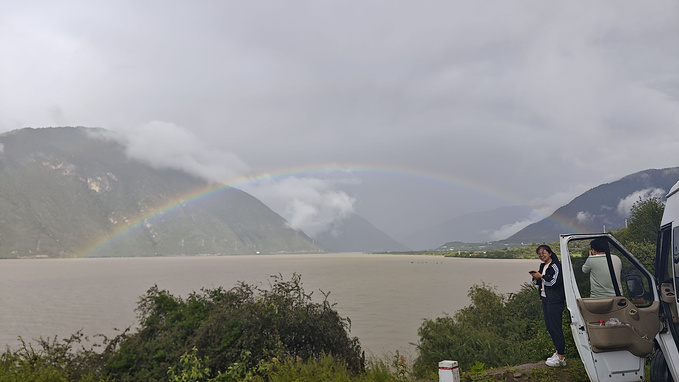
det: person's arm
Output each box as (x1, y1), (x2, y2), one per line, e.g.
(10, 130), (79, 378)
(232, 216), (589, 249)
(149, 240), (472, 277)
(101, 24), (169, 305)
(541, 263), (559, 286)
(613, 256), (622, 277)
(530, 264), (544, 284)
(582, 257), (591, 273)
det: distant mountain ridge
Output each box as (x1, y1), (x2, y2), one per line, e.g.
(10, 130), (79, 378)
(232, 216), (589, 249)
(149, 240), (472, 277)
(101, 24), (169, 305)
(402, 167), (679, 250)
(400, 205), (535, 250)
(313, 214), (410, 252)
(506, 167), (679, 244)
(0, 127), (322, 257)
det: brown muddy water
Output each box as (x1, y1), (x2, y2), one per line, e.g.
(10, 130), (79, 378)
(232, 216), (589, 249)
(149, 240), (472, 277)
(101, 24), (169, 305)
(0, 254), (536, 358)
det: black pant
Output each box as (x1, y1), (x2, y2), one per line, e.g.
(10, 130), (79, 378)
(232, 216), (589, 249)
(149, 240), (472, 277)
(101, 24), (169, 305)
(541, 298), (565, 355)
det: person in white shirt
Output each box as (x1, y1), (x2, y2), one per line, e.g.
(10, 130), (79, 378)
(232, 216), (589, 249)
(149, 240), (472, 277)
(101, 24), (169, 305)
(582, 238), (622, 298)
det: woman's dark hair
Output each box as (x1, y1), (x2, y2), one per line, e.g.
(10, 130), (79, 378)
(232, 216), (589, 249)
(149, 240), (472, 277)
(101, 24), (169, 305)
(536, 244), (560, 264)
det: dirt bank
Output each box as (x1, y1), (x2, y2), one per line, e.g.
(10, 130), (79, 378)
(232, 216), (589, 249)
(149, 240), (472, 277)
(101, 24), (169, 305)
(466, 359), (588, 382)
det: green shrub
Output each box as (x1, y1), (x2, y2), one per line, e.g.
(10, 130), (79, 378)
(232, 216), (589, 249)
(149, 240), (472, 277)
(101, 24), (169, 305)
(102, 273), (363, 381)
(612, 197), (665, 272)
(413, 282), (553, 378)
(0, 333), (111, 381)
(165, 349), (406, 382)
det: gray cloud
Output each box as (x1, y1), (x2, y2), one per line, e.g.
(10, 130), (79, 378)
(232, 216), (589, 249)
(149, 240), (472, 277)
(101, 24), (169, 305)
(116, 121), (251, 183)
(616, 188), (666, 217)
(242, 175), (359, 237)
(2, 0), (678, 240)
(109, 121), (359, 237)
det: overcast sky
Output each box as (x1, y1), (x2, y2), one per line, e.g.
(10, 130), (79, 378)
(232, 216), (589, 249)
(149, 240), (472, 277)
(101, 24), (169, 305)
(2, 1), (678, 241)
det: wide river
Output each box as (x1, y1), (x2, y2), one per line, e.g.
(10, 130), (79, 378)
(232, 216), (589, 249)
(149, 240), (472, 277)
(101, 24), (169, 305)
(0, 254), (535, 358)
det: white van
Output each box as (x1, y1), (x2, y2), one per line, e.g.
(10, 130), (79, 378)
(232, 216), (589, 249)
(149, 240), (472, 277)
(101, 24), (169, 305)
(559, 180), (679, 382)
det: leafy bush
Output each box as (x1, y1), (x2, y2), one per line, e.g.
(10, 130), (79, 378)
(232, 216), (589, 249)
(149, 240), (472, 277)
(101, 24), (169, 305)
(618, 197), (665, 244)
(0, 333), (111, 381)
(613, 197), (665, 272)
(413, 282), (556, 378)
(166, 350), (403, 382)
(102, 273), (363, 381)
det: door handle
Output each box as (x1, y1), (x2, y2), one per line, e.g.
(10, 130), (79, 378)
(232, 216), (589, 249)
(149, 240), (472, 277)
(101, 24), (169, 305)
(629, 309), (640, 320)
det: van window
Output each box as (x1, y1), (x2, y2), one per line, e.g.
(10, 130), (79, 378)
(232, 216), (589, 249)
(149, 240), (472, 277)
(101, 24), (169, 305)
(567, 237), (654, 307)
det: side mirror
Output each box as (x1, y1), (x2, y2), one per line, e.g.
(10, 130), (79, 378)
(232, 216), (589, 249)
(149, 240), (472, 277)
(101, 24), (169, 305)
(625, 274), (645, 299)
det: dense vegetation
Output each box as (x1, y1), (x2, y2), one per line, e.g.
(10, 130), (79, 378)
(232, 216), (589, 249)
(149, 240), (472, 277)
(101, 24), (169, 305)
(103, 273), (363, 381)
(413, 282), (579, 379)
(612, 197), (665, 272)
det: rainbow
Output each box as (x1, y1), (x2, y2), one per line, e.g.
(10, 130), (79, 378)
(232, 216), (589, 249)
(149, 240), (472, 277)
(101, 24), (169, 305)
(75, 163), (581, 257)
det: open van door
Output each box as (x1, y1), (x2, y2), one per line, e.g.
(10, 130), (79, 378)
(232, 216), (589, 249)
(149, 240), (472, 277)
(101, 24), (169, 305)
(650, 222), (679, 381)
(560, 233), (661, 382)
(650, 181), (679, 382)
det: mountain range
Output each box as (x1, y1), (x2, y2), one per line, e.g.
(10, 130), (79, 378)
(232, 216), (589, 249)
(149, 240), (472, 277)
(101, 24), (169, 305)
(313, 214), (410, 252)
(0, 127), (409, 257)
(505, 167), (679, 244)
(0, 127), (323, 257)
(431, 167), (679, 250)
(1, 127), (677, 256)
(399, 205), (535, 249)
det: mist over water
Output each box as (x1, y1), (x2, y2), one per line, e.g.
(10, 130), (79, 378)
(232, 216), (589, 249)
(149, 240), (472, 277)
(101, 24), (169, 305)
(0, 255), (535, 357)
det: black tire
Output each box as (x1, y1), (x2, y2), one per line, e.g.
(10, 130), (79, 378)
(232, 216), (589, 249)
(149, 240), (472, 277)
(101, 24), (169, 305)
(651, 348), (674, 382)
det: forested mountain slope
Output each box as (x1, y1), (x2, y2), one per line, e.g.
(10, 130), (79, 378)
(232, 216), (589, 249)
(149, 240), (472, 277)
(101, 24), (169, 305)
(507, 167), (679, 244)
(0, 127), (321, 257)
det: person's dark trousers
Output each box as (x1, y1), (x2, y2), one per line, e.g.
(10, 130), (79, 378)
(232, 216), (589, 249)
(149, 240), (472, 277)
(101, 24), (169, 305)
(542, 298), (565, 355)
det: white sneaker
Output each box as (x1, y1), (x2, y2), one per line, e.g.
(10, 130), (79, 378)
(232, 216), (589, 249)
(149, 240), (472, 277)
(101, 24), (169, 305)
(545, 356), (566, 367)
(546, 352), (558, 362)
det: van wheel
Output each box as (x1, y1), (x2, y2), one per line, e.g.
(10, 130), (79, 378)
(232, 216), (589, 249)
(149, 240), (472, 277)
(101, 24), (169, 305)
(651, 348), (674, 382)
